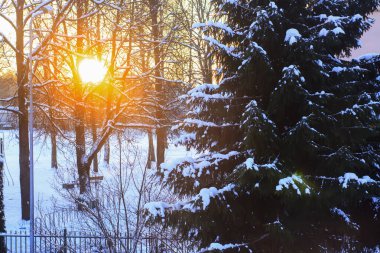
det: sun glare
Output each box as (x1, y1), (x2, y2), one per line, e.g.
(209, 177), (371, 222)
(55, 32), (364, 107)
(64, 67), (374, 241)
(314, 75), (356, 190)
(78, 58), (107, 84)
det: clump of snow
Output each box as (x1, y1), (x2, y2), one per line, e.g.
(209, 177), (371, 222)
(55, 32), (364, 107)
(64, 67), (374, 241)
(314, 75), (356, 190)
(161, 151), (239, 180)
(351, 14), (363, 22)
(332, 27), (345, 35)
(174, 132), (196, 145)
(357, 53), (380, 61)
(276, 175), (311, 195)
(185, 84), (231, 102)
(319, 28), (329, 37)
(245, 158), (257, 171)
(188, 83), (218, 93)
(192, 21), (234, 35)
(282, 65), (304, 82)
(318, 14), (327, 20)
(326, 15), (343, 25)
(283, 65), (300, 76)
(339, 173), (376, 188)
(198, 184), (235, 209)
(145, 184), (236, 217)
(183, 118), (218, 127)
(268, 1), (277, 9)
(144, 202), (172, 218)
(319, 27), (345, 37)
(285, 28), (301, 45)
(198, 242), (247, 253)
(332, 66), (346, 73)
(244, 157), (278, 172)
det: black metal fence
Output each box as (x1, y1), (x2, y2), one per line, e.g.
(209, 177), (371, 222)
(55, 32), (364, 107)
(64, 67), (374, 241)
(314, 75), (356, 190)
(0, 230), (193, 253)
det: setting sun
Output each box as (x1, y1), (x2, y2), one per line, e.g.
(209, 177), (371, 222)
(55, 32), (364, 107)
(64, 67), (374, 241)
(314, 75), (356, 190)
(78, 58), (107, 83)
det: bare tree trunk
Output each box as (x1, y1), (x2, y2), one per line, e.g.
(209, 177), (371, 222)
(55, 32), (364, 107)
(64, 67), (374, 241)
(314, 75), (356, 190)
(75, 0), (89, 194)
(43, 56), (58, 169)
(138, 23), (155, 169)
(149, 0), (166, 170)
(16, 0), (30, 220)
(91, 108), (98, 173)
(103, 141), (110, 166)
(50, 43), (58, 169)
(50, 130), (58, 169)
(49, 98), (58, 169)
(91, 12), (101, 174)
(147, 130), (155, 169)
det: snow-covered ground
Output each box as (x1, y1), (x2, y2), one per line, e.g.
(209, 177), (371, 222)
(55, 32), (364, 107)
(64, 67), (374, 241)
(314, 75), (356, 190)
(0, 129), (190, 232)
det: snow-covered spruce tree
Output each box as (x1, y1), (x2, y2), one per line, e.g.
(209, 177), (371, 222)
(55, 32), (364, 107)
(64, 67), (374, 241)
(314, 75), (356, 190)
(145, 0), (380, 252)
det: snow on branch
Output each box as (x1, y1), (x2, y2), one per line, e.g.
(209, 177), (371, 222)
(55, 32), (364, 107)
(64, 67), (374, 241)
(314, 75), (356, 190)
(180, 83), (231, 101)
(281, 65), (304, 81)
(196, 184), (236, 210)
(197, 242), (248, 253)
(192, 21), (235, 36)
(331, 208), (359, 230)
(356, 53), (380, 64)
(182, 118), (235, 128)
(339, 173), (376, 188)
(245, 157), (279, 171)
(161, 151), (240, 181)
(144, 202), (174, 218)
(188, 83), (218, 93)
(276, 175), (311, 195)
(24, 0), (54, 22)
(177, 83), (220, 102)
(285, 28), (302, 45)
(183, 90), (231, 102)
(144, 184), (237, 218)
(173, 132), (196, 145)
(203, 35), (242, 58)
(337, 101), (379, 117)
(0, 106), (21, 115)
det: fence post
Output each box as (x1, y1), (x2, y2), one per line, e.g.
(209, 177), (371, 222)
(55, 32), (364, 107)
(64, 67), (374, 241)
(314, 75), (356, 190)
(0, 137), (4, 156)
(63, 228), (67, 253)
(0, 136), (5, 253)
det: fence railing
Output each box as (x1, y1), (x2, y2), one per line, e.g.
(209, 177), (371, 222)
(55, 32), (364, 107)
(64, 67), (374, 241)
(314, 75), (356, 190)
(0, 230), (194, 253)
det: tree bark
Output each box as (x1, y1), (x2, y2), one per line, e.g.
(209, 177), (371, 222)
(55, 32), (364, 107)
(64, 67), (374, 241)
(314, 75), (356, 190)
(50, 41), (59, 169)
(149, 0), (166, 170)
(103, 140), (110, 166)
(75, 0), (89, 194)
(16, 0), (30, 220)
(91, 107), (98, 173)
(147, 130), (155, 168)
(51, 130), (58, 169)
(44, 57), (58, 169)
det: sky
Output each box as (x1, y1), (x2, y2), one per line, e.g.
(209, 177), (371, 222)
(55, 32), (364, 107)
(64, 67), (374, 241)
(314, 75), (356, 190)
(351, 11), (380, 58)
